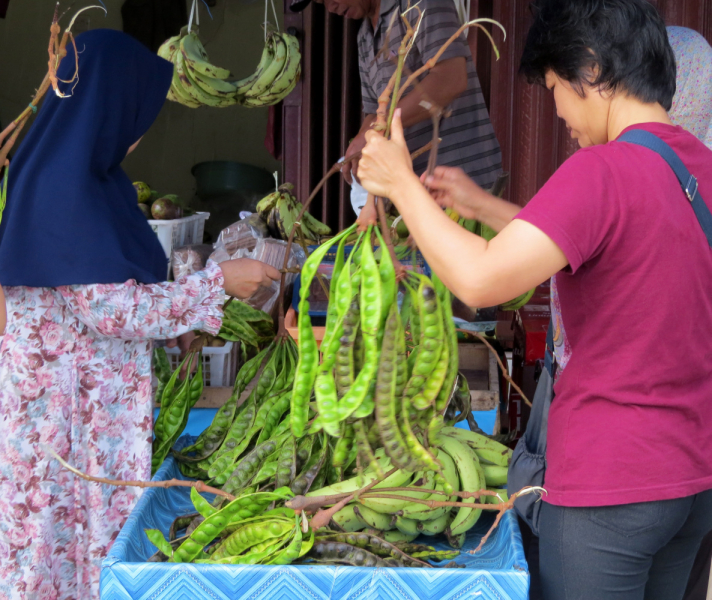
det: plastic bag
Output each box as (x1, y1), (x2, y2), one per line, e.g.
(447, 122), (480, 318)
(213, 213), (267, 258)
(209, 234), (306, 315)
(172, 244), (214, 280)
(244, 239), (306, 314)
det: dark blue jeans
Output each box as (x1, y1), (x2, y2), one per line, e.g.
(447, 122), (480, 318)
(539, 490), (712, 600)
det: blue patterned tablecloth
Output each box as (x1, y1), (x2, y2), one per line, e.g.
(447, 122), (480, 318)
(101, 448), (528, 600)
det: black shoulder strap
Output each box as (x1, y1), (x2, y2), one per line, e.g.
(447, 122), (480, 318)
(544, 320), (555, 378)
(618, 129), (712, 248)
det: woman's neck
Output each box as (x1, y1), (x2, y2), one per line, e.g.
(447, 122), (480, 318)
(608, 94), (673, 141)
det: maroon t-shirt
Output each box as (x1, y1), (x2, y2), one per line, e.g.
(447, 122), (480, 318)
(516, 123), (712, 507)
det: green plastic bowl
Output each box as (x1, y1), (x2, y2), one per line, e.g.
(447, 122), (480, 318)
(192, 161), (274, 200)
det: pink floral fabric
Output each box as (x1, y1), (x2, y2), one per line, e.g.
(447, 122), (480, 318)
(0, 262), (225, 600)
(668, 26), (712, 150)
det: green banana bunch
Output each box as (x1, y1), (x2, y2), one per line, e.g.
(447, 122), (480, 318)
(157, 28), (300, 110)
(305, 429), (507, 546)
(236, 31), (302, 108)
(256, 184), (331, 242)
(176, 34), (237, 108)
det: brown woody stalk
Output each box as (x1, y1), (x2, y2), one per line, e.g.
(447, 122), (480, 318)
(456, 327), (531, 407)
(45, 445), (236, 501)
(0, 5), (106, 168)
(277, 141), (436, 331)
(396, 19), (505, 106)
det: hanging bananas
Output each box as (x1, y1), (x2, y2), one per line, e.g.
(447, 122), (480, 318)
(256, 184), (331, 242)
(157, 28), (301, 109)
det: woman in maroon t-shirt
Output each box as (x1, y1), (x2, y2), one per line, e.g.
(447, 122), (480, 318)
(357, 0), (712, 599)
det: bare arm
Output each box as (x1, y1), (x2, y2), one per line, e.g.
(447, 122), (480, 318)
(358, 112), (567, 307)
(423, 166), (521, 233)
(397, 57), (468, 128)
(343, 58), (467, 184)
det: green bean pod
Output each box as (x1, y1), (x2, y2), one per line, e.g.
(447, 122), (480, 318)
(291, 225), (357, 437)
(251, 455), (280, 487)
(308, 541), (391, 567)
(290, 432), (328, 495)
(172, 490), (292, 563)
(409, 285), (421, 346)
(412, 332), (449, 410)
(256, 390), (291, 445)
(353, 326), (365, 374)
(320, 233), (349, 365)
(211, 518), (295, 561)
(206, 398), (258, 482)
(189, 488), (217, 519)
(222, 437), (283, 496)
(275, 435), (297, 489)
(434, 277), (459, 414)
(153, 347), (172, 385)
(352, 379), (376, 419)
(178, 344), (277, 460)
(316, 531), (431, 568)
(209, 391), (281, 485)
(270, 527), (311, 565)
(374, 228), (397, 323)
(353, 419), (383, 478)
(403, 280), (444, 409)
(296, 434), (314, 471)
(237, 343), (276, 395)
(338, 231), (382, 421)
(401, 396), (448, 485)
(335, 236), (362, 320)
(375, 303), (417, 471)
(331, 423), (355, 468)
(394, 310), (408, 397)
(152, 356), (196, 474)
(153, 353), (189, 438)
(314, 367), (341, 437)
(254, 343), (282, 401)
(334, 298), (360, 398)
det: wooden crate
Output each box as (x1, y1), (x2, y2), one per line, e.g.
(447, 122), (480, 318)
(179, 339), (500, 424)
(458, 342), (501, 434)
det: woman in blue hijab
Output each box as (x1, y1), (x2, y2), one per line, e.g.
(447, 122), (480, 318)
(0, 29), (279, 599)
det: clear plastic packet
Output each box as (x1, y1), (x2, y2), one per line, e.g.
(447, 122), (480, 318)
(208, 232), (306, 315)
(212, 213), (267, 258)
(171, 244), (214, 280)
(243, 239), (306, 314)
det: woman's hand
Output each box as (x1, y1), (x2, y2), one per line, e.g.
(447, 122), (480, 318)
(422, 166), (489, 221)
(219, 258), (281, 299)
(358, 110), (417, 203)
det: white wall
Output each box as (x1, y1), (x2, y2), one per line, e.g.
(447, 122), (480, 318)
(0, 0), (282, 206)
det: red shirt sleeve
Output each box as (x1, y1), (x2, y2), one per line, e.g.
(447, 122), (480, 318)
(514, 148), (621, 273)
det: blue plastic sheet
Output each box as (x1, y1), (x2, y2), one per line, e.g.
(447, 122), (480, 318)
(102, 448), (529, 600)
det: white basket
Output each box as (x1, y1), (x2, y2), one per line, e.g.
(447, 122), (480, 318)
(148, 212), (210, 277)
(164, 341), (239, 387)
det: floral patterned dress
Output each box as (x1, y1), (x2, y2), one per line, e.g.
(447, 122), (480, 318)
(0, 263), (225, 600)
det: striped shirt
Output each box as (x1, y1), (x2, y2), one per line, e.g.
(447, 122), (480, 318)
(357, 0), (502, 188)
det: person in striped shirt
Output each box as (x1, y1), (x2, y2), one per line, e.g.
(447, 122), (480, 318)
(291, 0), (503, 193)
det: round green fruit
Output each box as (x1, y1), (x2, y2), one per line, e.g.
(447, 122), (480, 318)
(133, 181), (152, 204)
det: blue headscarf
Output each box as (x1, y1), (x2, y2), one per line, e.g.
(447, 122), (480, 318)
(0, 28), (173, 287)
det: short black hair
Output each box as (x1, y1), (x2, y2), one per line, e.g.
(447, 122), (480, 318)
(520, 0), (676, 110)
